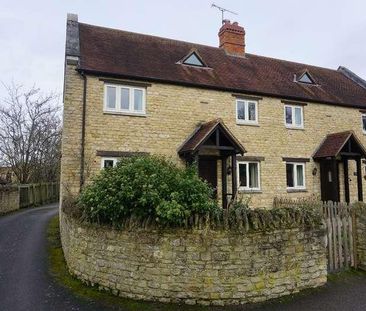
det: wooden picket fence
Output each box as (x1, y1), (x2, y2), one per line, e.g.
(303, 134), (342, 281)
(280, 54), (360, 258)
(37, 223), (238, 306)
(19, 182), (59, 208)
(322, 202), (357, 272)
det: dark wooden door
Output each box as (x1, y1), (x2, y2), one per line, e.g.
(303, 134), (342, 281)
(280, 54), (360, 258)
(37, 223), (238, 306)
(198, 158), (217, 198)
(320, 159), (339, 202)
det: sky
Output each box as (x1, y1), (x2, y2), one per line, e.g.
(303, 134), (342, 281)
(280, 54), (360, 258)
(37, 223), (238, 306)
(0, 0), (365, 100)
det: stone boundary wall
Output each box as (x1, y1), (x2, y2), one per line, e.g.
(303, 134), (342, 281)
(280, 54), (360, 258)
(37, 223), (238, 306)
(60, 211), (327, 306)
(0, 185), (19, 215)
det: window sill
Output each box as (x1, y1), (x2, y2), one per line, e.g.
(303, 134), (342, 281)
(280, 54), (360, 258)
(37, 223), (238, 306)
(286, 189), (308, 193)
(238, 189), (262, 194)
(285, 126), (304, 131)
(103, 111), (147, 117)
(236, 122), (259, 127)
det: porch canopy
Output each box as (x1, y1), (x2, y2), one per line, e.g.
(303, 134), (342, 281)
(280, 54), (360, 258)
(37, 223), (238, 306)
(178, 119), (246, 208)
(313, 131), (366, 202)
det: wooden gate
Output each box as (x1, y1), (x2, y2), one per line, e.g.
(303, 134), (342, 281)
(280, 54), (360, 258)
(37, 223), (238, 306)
(323, 202), (357, 272)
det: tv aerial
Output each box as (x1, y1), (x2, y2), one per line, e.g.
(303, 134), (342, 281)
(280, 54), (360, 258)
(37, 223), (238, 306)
(211, 3), (238, 24)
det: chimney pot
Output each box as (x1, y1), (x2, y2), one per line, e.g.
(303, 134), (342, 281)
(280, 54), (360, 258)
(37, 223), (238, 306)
(218, 20), (245, 56)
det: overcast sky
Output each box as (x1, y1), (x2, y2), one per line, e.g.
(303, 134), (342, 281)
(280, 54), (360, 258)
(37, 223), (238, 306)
(0, 0), (365, 100)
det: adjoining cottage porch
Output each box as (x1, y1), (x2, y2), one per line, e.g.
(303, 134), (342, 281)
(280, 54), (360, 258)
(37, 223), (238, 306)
(314, 131), (366, 203)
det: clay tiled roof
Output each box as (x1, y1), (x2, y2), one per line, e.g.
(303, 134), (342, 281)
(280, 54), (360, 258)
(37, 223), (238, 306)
(78, 23), (366, 108)
(178, 119), (246, 155)
(313, 131), (366, 159)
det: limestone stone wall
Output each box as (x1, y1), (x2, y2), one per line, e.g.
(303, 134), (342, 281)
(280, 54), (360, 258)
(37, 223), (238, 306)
(60, 211), (327, 306)
(0, 185), (19, 214)
(61, 66), (366, 207)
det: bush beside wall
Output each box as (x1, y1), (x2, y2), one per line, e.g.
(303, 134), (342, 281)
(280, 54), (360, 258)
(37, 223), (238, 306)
(60, 210), (327, 306)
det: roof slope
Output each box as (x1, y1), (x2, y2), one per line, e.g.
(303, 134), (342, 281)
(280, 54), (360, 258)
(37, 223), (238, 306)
(78, 23), (366, 108)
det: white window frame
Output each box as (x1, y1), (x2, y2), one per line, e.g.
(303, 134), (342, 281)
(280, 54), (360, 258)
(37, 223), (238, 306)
(104, 83), (146, 115)
(286, 162), (306, 190)
(101, 157), (118, 169)
(284, 105), (304, 129)
(236, 99), (258, 125)
(361, 114), (366, 134)
(237, 161), (261, 191)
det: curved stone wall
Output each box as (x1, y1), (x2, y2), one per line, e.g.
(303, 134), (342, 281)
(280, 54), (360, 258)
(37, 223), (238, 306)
(60, 211), (327, 306)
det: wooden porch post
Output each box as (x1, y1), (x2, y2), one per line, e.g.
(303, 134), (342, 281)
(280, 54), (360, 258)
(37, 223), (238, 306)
(222, 156), (228, 209)
(356, 157), (363, 202)
(231, 154), (237, 202)
(343, 159), (350, 203)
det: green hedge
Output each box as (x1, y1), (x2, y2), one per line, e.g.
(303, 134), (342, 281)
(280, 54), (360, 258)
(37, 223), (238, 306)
(78, 156), (218, 226)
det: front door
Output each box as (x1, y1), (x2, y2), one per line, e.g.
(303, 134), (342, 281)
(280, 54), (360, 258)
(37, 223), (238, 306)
(198, 157), (217, 198)
(320, 159), (339, 202)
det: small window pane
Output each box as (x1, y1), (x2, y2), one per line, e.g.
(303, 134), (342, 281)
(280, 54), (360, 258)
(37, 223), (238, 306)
(286, 164), (294, 187)
(299, 73), (313, 84)
(239, 163), (247, 188)
(294, 107), (302, 126)
(362, 115), (366, 132)
(249, 163), (259, 188)
(285, 106), (292, 125)
(104, 160), (114, 168)
(183, 53), (204, 66)
(134, 89), (143, 111)
(237, 101), (246, 120)
(296, 165), (304, 187)
(106, 86), (116, 109)
(248, 102), (256, 121)
(121, 88), (130, 110)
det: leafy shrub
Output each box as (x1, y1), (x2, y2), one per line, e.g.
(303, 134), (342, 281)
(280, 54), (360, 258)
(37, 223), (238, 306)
(78, 156), (218, 226)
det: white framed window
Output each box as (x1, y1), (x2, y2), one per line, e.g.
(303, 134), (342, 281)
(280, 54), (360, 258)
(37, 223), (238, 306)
(286, 162), (306, 189)
(101, 157), (118, 169)
(284, 105), (304, 129)
(361, 114), (366, 134)
(104, 84), (146, 115)
(237, 161), (260, 191)
(236, 99), (258, 125)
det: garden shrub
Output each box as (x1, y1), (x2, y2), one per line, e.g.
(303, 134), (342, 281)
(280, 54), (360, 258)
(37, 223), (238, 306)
(78, 156), (218, 226)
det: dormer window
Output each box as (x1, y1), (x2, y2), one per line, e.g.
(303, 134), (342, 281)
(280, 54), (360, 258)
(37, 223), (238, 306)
(296, 71), (316, 85)
(179, 50), (207, 68)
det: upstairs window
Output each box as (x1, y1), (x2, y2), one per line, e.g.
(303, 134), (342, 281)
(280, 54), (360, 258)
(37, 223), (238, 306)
(237, 161), (260, 191)
(362, 114), (366, 134)
(236, 99), (258, 125)
(286, 162), (306, 190)
(104, 84), (146, 115)
(284, 105), (303, 129)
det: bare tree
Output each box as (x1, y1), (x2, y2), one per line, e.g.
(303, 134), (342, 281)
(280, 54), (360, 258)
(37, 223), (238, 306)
(0, 83), (61, 184)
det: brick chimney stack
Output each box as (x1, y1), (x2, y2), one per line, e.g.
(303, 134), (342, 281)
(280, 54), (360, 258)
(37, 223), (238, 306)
(218, 20), (245, 56)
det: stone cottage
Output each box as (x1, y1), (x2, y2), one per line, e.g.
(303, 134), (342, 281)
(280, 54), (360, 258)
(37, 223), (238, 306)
(62, 13), (366, 208)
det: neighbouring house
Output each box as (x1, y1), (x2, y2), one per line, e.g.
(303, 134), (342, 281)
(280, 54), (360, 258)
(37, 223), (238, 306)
(62, 13), (366, 208)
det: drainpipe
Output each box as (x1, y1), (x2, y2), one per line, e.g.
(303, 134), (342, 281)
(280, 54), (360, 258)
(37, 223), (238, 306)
(79, 71), (87, 191)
